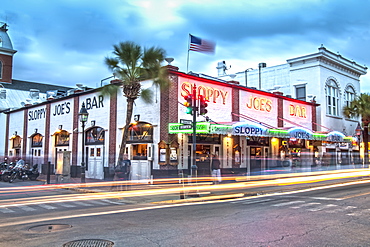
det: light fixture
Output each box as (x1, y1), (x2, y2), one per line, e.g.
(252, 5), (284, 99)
(165, 57), (174, 65)
(58, 125), (63, 130)
(79, 102), (89, 183)
(134, 114), (140, 122)
(35, 128), (38, 133)
(91, 120), (96, 126)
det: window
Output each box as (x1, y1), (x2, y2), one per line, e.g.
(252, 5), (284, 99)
(127, 122), (153, 143)
(295, 85), (306, 101)
(326, 79), (340, 116)
(0, 60), (2, 79)
(12, 136), (22, 149)
(55, 130), (70, 146)
(31, 133), (43, 147)
(86, 127), (105, 145)
(344, 86), (355, 108)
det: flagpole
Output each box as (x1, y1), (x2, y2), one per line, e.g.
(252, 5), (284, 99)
(187, 34), (191, 72)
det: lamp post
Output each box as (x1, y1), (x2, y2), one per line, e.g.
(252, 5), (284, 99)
(244, 68), (253, 87)
(79, 102), (89, 183)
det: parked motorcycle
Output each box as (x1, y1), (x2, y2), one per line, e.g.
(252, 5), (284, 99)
(0, 162), (9, 181)
(8, 162), (28, 183)
(1, 162), (15, 182)
(25, 164), (40, 181)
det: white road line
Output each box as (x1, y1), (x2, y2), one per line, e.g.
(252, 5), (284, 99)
(58, 203), (76, 208)
(17, 205), (36, 212)
(347, 208), (370, 216)
(272, 201), (305, 207)
(241, 199), (273, 205)
(88, 200), (109, 206)
(290, 202), (321, 209)
(38, 204), (57, 210)
(101, 199), (124, 205)
(326, 206), (357, 213)
(0, 208), (15, 213)
(307, 204), (337, 212)
(72, 201), (94, 206)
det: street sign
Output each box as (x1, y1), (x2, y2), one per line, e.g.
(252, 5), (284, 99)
(179, 124), (193, 130)
(180, 119), (193, 125)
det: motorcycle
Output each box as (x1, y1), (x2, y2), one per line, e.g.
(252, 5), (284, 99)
(8, 162), (28, 183)
(0, 162), (9, 181)
(25, 164), (40, 181)
(1, 162), (15, 182)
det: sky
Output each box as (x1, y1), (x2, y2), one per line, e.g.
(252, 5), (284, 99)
(1, 0), (370, 91)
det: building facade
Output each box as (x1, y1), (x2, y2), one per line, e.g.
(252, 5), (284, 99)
(4, 65), (354, 181)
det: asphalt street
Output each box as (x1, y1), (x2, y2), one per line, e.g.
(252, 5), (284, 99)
(1, 175), (370, 246)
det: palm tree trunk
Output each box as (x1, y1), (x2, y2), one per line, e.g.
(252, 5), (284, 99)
(364, 125), (369, 166)
(118, 98), (135, 163)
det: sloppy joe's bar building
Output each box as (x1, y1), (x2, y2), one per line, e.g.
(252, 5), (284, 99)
(4, 66), (352, 180)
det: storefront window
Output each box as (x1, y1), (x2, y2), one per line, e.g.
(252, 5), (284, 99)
(55, 130), (70, 146)
(189, 134), (221, 144)
(127, 122), (153, 143)
(31, 133), (43, 147)
(86, 127), (105, 145)
(12, 136), (21, 149)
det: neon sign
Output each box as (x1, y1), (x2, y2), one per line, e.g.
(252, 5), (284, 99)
(180, 81), (228, 105)
(289, 104), (307, 118)
(246, 96), (272, 112)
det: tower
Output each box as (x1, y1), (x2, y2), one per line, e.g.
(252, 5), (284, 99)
(0, 22), (17, 83)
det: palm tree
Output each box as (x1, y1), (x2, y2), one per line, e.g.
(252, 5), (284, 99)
(105, 41), (169, 163)
(343, 93), (370, 165)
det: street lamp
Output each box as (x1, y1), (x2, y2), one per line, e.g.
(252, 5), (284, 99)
(244, 68), (253, 87)
(79, 102), (89, 183)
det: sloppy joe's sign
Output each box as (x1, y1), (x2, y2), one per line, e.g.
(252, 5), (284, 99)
(180, 81), (228, 104)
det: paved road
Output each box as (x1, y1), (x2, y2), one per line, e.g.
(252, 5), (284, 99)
(1, 177), (370, 246)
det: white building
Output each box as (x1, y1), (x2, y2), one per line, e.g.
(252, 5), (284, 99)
(219, 46), (367, 137)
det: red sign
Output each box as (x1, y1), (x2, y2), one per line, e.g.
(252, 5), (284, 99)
(180, 81), (228, 105)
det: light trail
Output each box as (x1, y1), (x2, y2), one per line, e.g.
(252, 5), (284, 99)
(0, 169), (369, 208)
(2, 178), (370, 228)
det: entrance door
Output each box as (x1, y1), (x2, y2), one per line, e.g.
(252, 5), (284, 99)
(86, 145), (104, 180)
(250, 147), (262, 175)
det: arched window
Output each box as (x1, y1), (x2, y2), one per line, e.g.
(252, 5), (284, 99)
(326, 79), (340, 116)
(31, 133), (43, 147)
(12, 135), (22, 149)
(55, 130), (70, 146)
(127, 122), (153, 143)
(344, 85), (355, 108)
(86, 127), (105, 145)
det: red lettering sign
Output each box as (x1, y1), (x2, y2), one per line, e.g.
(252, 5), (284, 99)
(181, 81), (228, 105)
(246, 96), (272, 112)
(289, 104), (307, 118)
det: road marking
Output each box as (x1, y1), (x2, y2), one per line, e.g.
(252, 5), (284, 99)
(17, 205), (36, 212)
(307, 204), (337, 212)
(101, 199), (124, 205)
(89, 200), (109, 206)
(272, 201), (305, 207)
(347, 208), (370, 216)
(341, 191), (370, 200)
(0, 208), (15, 213)
(38, 204), (57, 210)
(241, 199), (273, 205)
(326, 206), (357, 213)
(58, 203), (76, 208)
(290, 202), (321, 209)
(73, 201), (94, 206)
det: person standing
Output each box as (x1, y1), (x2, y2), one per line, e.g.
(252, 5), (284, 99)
(113, 154), (131, 190)
(211, 154), (222, 184)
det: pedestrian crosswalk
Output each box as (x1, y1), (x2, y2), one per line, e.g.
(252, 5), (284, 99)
(230, 196), (365, 217)
(0, 199), (125, 214)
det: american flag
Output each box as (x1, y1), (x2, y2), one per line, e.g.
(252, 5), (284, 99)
(189, 34), (215, 54)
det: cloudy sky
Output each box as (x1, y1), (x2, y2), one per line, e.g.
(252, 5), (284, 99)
(2, 0), (370, 91)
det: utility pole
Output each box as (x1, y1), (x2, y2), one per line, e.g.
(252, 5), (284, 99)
(191, 85), (198, 177)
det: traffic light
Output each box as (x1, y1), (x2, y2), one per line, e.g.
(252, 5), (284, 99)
(199, 95), (208, 115)
(184, 95), (193, 114)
